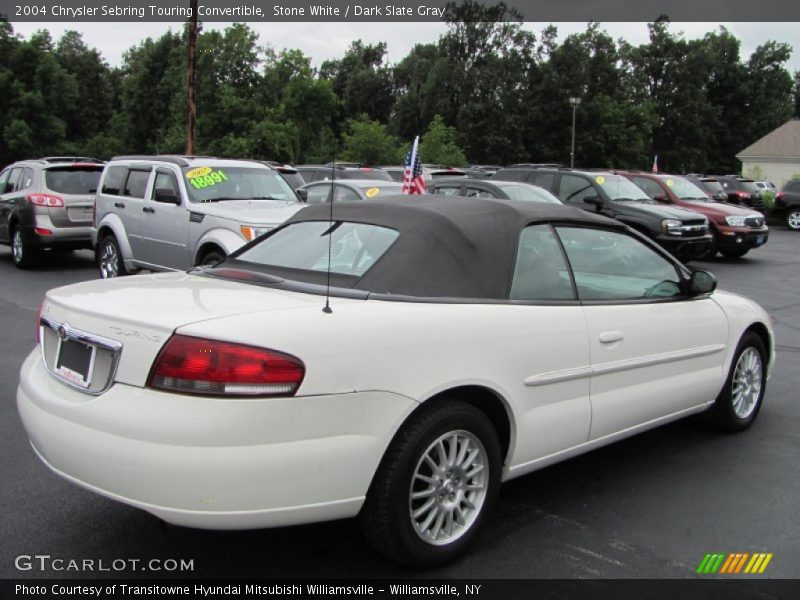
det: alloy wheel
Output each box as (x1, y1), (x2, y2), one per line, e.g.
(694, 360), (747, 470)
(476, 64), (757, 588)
(99, 239), (119, 278)
(731, 347), (763, 419)
(11, 229), (23, 264)
(409, 430), (488, 546)
(787, 211), (800, 231)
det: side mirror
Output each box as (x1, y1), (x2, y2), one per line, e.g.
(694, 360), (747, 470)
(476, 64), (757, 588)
(296, 188), (308, 202)
(690, 269), (717, 295)
(583, 196), (603, 211)
(654, 194), (670, 203)
(154, 188), (180, 204)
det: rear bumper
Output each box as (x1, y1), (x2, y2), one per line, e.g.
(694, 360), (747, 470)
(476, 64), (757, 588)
(17, 350), (417, 529)
(20, 213), (93, 248)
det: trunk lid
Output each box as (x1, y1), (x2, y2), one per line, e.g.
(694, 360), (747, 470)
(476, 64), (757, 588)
(40, 271), (340, 387)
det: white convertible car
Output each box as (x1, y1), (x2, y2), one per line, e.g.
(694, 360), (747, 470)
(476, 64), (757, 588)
(18, 196), (773, 566)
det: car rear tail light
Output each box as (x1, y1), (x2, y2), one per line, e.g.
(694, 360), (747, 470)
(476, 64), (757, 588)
(776, 192), (783, 200)
(34, 227), (52, 236)
(27, 193), (64, 207)
(148, 335), (305, 397)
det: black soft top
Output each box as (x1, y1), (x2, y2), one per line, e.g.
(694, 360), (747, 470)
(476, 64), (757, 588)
(269, 194), (624, 300)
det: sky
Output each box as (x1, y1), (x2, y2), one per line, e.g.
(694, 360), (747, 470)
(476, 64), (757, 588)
(8, 21), (800, 73)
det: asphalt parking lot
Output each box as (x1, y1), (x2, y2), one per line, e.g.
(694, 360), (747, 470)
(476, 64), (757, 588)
(0, 232), (798, 580)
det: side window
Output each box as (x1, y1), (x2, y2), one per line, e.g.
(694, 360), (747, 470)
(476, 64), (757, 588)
(305, 185), (331, 206)
(556, 227), (683, 301)
(465, 187), (496, 199)
(632, 177), (663, 199)
(431, 185), (462, 196)
(510, 224), (575, 301)
(123, 169), (151, 198)
(558, 175), (596, 205)
(152, 170), (180, 201)
(16, 168), (34, 191)
(5, 168), (22, 193)
(102, 167), (127, 195)
(531, 172), (555, 191)
(0, 169), (11, 194)
(333, 185), (360, 203)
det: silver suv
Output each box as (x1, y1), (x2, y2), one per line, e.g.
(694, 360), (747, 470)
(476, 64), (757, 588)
(0, 157), (104, 268)
(93, 156), (304, 278)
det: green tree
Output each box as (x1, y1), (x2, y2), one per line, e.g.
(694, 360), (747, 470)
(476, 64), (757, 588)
(340, 115), (400, 164)
(419, 115), (466, 165)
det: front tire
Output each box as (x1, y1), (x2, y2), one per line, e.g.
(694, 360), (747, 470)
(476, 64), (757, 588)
(198, 249), (225, 267)
(359, 399), (501, 567)
(708, 332), (767, 432)
(786, 209), (800, 231)
(11, 226), (38, 269)
(97, 234), (128, 279)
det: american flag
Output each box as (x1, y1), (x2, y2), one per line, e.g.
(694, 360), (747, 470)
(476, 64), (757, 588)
(652, 154), (659, 173)
(402, 136), (426, 195)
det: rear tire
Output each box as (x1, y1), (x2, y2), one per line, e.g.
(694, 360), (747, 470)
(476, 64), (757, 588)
(11, 226), (38, 269)
(97, 234), (127, 279)
(359, 399), (501, 567)
(707, 332), (767, 432)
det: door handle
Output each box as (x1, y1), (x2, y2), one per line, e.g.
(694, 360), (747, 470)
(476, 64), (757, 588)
(143, 207), (155, 213)
(599, 332), (624, 344)
(114, 202), (125, 209)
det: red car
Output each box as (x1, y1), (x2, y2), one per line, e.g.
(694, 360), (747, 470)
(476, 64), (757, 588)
(619, 171), (768, 259)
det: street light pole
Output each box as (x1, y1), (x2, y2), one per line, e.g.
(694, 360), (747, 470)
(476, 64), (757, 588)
(569, 97), (581, 168)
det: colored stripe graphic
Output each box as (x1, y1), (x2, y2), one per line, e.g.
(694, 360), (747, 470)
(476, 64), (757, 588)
(698, 553), (773, 574)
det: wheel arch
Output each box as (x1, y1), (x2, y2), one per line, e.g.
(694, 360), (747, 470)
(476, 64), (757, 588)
(416, 385), (515, 467)
(194, 241), (226, 266)
(193, 228), (243, 265)
(744, 321), (772, 368)
(95, 215), (134, 262)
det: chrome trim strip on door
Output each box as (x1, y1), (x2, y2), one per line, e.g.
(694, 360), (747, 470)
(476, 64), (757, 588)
(524, 344), (725, 387)
(40, 317), (123, 395)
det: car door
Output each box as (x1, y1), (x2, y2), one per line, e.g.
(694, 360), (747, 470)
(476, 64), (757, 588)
(556, 174), (600, 212)
(631, 176), (666, 201)
(555, 226), (728, 439)
(137, 168), (189, 269)
(505, 224), (592, 468)
(119, 167), (152, 261)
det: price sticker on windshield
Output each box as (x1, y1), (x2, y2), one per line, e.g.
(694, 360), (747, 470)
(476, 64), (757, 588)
(595, 176), (605, 185)
(187, 168), (229, 189)
(666, 179), (675, 187)
(365, 187), (380, 198)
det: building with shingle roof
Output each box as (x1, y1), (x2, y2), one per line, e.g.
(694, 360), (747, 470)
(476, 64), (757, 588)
(736, 119), (800, 190)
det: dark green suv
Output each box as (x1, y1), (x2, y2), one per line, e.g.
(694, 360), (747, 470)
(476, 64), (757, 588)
(492, 167), (713, 261)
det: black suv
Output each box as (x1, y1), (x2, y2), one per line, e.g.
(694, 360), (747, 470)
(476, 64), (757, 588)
(775, 179), (800, 231)
(715, 176), (765, 212)
(492, 167), (712, 260)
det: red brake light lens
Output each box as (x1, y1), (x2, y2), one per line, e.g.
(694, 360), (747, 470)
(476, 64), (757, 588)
(27, 193), (64, 207)
(148, 335), (305, 397)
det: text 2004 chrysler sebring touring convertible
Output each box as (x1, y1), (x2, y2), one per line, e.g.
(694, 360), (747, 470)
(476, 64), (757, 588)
(18, 196), (773, 566)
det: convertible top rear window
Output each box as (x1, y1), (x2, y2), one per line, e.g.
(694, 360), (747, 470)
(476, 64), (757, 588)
(235, 221), (398, 277)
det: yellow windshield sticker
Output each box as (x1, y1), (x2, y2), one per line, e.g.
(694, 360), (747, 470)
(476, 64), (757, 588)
(666, 179), (675, 187)
(186, 166), (213, 179)
(365, 187), (380, 198)
(595, 176), (605, 185)
(187, 169), (229, 190)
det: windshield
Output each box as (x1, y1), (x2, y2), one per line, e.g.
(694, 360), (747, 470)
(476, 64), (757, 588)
(182, 166), (297, 203)
(699, 180), (724, 196)
(595, 174), (651, 201)
(738, 181), (760, 193)
(495, 183), (561, 204)
(44, 167), (102, 194)
(660, 176), (710, 201)
(236, 221), (399, 277)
